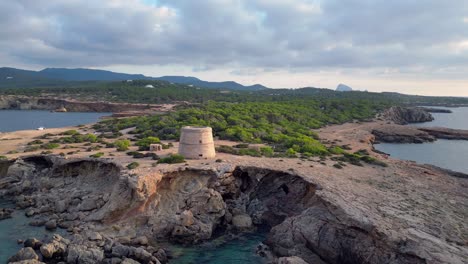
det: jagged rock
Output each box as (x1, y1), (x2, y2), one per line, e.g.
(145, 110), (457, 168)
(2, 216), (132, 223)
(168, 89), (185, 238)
(120, 258), (140, 264)
(39, 235), (69, 259)
(0, 208), (14, 220)
(179, 210), (194, 227)
(45, 220), (57, 230)
(133, 247), (160, 263)
(8, 260), (45, 264)
(231, 214), (252, 229)
(381, 106), (434, 125)
(66, 245), (104, 264)
(8, 247), (39, 262)
(25, 208), (35, 217)
(78, 198), (98, 211)
(153, 249), (167, 264)
(131, 236), (148, 246)
(88, 232), (102, 241)
(277, 256), (309, 264)
(23, 238), (42, 250)
(55, 200), (68, 213)
(111, 245), (132, 258)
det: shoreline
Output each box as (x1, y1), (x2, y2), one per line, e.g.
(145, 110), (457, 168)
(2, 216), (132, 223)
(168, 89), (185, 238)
(0, 114), (467, 263)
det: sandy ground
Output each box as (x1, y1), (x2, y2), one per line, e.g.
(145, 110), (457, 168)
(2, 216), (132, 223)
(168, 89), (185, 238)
(1, 120), (467, 250)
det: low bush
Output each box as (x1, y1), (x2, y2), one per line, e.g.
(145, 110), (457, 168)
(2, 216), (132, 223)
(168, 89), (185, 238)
(89, 152), (105, 158)
(158, 154), (185, 164)
(115, 139), (131, 151)
(127, 162), (140, 170)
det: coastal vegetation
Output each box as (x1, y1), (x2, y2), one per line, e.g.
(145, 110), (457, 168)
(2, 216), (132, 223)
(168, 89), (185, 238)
(94, 99), (384, 158)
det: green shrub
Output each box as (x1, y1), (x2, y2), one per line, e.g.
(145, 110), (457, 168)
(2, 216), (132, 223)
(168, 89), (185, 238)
(28, 140), (44, 145)
(115, 139), (131, 151)
(329, 146), (345, 155)
(333, 163), (343, 169)
(238, 148), (261, 157)
(127, 162), (140, 170)
(260, 146), (274, 157)
(62, 130), (80, 136)
(136, 137), (161, 151)
(216, 145), (237, 154)
(90, 152), (105, 158)
(84, 133), (98, 143)
(158, 154), (185, 164)
(24, 145), (41, 152)
(40, 150), (53, 155)
(0, 156), (7, 160)
(285, 148), (297, 157)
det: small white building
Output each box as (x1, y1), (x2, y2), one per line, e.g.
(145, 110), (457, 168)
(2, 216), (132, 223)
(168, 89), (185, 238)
(145, 84), (155, 88)
(149, 144), (163, 152)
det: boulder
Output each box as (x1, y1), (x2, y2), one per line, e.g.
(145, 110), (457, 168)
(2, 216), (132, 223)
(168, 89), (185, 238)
(9, 260), (45, 264)
(88, 232), (102, 241)
(55, 200), (68, 213)
(45, 220), (57, 230)
(120, 259), (140, 264)
(8, 247), (39, 262)
(0, 208), (14, 220)
(131, 236), (148, 246)
(39, 235), (69, 259)
(277, 256), (309, 264)
(111, 245), (132, 258)
(25, 209), (35, 217)
(79, 198), (98, 211)
(66, 245), (104, 264)
(232, 214), (252, 229)
(23, 238), (42, 250)
(180, 210), (194, 227)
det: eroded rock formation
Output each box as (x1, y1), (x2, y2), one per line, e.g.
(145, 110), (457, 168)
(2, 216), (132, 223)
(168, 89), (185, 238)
(0, 157), (466, 264)
(381, 106), (434, 125)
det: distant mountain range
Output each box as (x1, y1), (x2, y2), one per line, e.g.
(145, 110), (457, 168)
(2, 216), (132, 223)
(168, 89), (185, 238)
(0, 67), (268, 91)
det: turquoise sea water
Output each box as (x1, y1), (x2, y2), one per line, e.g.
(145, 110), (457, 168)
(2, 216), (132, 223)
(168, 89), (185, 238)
(169, 233), (266, 264)
(375, 107), (468, 173)
(0, 200), (61, 263)
(0, 110), (110, 132)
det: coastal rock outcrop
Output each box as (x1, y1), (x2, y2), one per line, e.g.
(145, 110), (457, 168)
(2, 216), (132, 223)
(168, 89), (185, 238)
(381, 106), (434, 125)
(0, 95), (167, 113)
(1, 156), (467, 264)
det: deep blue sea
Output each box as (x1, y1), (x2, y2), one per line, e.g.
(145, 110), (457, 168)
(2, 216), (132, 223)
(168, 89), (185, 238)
(375, 107), (468, 173)
(0, 110), (110, 132)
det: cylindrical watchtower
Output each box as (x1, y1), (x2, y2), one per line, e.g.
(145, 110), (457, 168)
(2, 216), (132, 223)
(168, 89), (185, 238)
(178, 126), (216, 159)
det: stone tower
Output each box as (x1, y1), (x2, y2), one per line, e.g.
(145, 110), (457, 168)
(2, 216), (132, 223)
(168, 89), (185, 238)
(178, 126), (216, 159)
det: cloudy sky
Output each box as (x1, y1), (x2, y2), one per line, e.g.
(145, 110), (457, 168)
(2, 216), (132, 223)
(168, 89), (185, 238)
(1, 0), (467, 96)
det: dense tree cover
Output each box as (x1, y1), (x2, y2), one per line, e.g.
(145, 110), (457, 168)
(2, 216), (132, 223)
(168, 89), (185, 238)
(94, 99), (387, 156)
(3, 79), (468, 106)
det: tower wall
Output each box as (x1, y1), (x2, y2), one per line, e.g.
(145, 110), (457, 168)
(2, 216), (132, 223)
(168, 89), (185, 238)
(178, 126), (216, 159)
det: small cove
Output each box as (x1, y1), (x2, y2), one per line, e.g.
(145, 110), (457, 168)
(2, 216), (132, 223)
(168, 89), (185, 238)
(374, 107), (468, 174)
(0, 200), (64, 263)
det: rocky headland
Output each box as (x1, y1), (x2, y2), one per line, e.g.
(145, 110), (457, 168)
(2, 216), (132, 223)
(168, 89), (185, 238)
(0, 106), (466, 264)
(0, 95), (174, 113)
(372, 106), (468, 143)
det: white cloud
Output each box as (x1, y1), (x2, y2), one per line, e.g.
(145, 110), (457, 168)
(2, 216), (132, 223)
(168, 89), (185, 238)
(0, 0), (467, 95)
